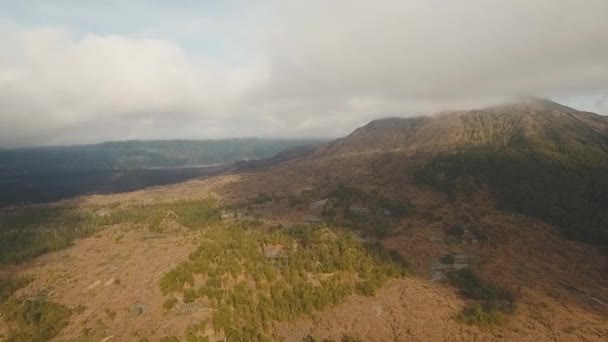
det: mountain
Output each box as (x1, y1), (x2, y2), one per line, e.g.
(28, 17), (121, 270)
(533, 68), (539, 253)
(0, 138), (326, 207)
(319, 98), (608, 158)
(232, 144), (319, 171)
(315, 98), (608, 245)
(0, 138), (327, 177)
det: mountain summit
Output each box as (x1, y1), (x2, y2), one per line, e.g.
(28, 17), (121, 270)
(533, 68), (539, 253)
(320, 99), (608, 158)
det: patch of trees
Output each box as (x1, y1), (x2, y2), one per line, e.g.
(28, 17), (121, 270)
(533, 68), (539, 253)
(415, 148), (608, 246)
(1, 298), (71, 341)
(447, 268), (515, 326)
(0, 207), (96, 264)
(0, 139), (328, 177)
(0, 275), (71, 341)
(322, 184), (415, 238)
(97, 198), (221, 232)
(0, 199), (221, 265)
(159, 224), (409, 341)
(0, 276), (31, 303)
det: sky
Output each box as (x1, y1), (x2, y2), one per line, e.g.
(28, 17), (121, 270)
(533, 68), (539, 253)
(0, 0), (607, 147)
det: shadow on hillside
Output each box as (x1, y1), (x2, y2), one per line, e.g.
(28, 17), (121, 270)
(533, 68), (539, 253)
(0, 165), (229, 208)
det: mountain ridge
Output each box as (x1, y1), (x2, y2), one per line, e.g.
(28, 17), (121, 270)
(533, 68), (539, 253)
(318, 99), (608, 160)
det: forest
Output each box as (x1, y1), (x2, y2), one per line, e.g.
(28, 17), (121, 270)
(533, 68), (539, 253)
(321, 184), (415, 238)
(447, 268), (515, 326)
(0, 138), (325, 177)
(415, 147), (608, 246)
(159, 224), (409, 341)
(0, 138), (325, 207)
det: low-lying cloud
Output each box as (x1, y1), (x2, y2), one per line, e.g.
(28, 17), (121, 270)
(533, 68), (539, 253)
(1, 0), (607, 147)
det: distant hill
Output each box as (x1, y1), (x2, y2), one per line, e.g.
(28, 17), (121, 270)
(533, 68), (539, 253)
(0, 138), (327, 177)
(0, 138), (326, 207)
(318, 98), (608, 245)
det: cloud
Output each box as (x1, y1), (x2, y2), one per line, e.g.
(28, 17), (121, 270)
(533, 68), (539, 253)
(1, 0), (608, 147)
(260, 0), (608, 100)
(0, 23), (262, 146)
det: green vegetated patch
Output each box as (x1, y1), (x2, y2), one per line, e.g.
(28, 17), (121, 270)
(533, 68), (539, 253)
(229, 190), (318, 212)
(447, 268), (515, 326)
(159, 223), (409, 341)
(1, 298), (71, 342)
(96, 198), (221, 232)
(0, 276), (32, 303)
(0, 198), (220, 265)
(303, 333), (364, 342)
(415, 148), (608, 246)
(0, 275), (71, 342)
(322, 184), (415, 238)
(0, 207), (97, 264)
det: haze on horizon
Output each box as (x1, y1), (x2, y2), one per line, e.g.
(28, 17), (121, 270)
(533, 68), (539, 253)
(1, 0), (607, 148)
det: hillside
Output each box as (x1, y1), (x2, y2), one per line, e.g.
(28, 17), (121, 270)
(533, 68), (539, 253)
(316, 99), (608, 245)
(319, 98), (608, 158)
(0, 138), (325, 207)
(0, 138), (327, 177)
(1, 99), (607, 341)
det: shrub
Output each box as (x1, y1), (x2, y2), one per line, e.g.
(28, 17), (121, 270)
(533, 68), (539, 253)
(447, 225), (465, 237)
(183, 289), (198, 303)
(341, 333), (364, 342)
(447, 268), (515, 326)
(440, 254), (455, 264)
(163, 296), (178, 311)
(1, 298), (71, 341)
(458, 304), (502, 326)
(0, 276), (31, 303)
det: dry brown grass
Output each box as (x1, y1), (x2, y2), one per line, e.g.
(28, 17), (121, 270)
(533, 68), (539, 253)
(1, 147), (607, 341)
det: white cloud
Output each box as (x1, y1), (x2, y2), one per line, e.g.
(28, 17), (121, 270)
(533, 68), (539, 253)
(0, 23), (263, 146)
(1, 0), (608, 147)
(261, 0), (608, 100)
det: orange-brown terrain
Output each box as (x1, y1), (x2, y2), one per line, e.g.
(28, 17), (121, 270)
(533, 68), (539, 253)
(1, 99), (607, 341)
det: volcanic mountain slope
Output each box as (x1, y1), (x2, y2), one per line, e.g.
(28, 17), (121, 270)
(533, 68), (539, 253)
(318, 98), (608, 158)
(313, 98), (608, 245)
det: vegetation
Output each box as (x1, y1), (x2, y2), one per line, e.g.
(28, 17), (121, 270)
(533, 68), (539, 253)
(447, 268), (515, 326)
(458, 304), (502, 326)
(303, 333), (364, 342)
(163, 296), (179, 311)
(416, 148), (608, 245)
(96, 198), (221, 232)
(0, 207), (97, 264)
(0, 139), (327, 207)
(446, 225), (465, 237)
(0, 275), (71, 341)
(322, 184), (415, 237)
(1, 198), (406, 340)
(0, 276), (31, 303)
(0, 138), (327, 177)
(1, 298), (71, 341)
(439, 254), (455, 264)
(159, 224), (409, 340)
(0, 199), (220, 265)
